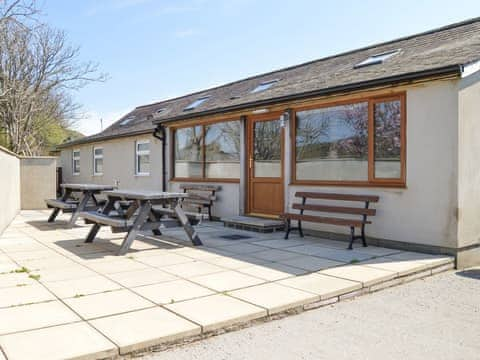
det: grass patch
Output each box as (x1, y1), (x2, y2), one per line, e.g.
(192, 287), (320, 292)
(16, 283), (27, 287)
(28, 274), (41, 281)
(349, 259), (360, 264)
(13, 266), (30, 273)
(74, 294), (84, 298)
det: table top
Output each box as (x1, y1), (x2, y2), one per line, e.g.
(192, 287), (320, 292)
(103, 189), (188, 200)
(61, 183), (116, 191)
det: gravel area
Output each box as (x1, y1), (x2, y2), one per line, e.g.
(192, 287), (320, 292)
(145, 268), (480, 360)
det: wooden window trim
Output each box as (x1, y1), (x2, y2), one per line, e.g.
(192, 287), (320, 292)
(291, 92), (406, 188)
(171, 118), (241, 182)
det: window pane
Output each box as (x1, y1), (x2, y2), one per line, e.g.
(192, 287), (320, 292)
(73, 159), (80, 173)
(254, 119), (281, 177)
(137, 154), (150, 174)
(94, 159), (103, 174)
(175, 126), (203, 178)
(137, 142), (149, 152)
(205, 121), (240, 178)
(296, 102), (368, 181)
(94, 148), (103, 156)
(374, 100), (401, 178)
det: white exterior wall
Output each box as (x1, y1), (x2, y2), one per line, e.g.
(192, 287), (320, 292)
(0, 147), (20, 234)
(458, 70), (480, 249)
(287, 80), (459, 248)
(60, 134), (163, 192)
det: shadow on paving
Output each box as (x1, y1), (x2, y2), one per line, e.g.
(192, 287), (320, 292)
(456, 268), (480, 280)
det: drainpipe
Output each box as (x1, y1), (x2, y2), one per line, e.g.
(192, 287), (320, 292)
(153, 125), (167, 192)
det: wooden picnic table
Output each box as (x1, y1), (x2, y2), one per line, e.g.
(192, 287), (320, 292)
(45, 183), (115, 227)
(80, 189), (203, 255)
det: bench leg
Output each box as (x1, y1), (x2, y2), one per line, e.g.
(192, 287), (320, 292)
(298, 220), (304, 238)
(284, 219), (291, 239)
(149, 212), (162, 236)
(361, 225), (367, 247)
(174, 203), (203, 246)
(48, 208), (61, 223)
(118, 202), (152, 255)
(68, 192), (91, 228)
(85, 224), (101, 243)
(348, 226), (355, 250)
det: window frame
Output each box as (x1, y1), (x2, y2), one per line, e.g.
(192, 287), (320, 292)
(92, 146), (104, 176)
(72, 149), (80, 175)
(135, 140), (151, 176)
(171, 117), (241, 183)
(291, 92), (406, 188)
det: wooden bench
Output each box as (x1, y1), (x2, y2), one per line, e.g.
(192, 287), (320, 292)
(178, 184), (221, 221)
(45, 198), (78, 211)
(283, 192), (379, 250)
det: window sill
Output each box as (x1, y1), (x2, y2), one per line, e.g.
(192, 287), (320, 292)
(135, 173), (150, 177)
(93, 174), (103, 177)
(72, 173), (80, 176)
(171, 178), (240, 183)
(290, 180), (406, 189)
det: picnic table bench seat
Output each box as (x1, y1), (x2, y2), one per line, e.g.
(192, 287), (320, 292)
(283, 192), (379, 250)
(152, 206), (208, 223)
(45, 198), (78, 210)
(80, 211), (135, 228)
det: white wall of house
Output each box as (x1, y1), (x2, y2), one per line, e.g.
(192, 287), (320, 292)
(457, 70), (480, 249)
(0, 147), (20, 234)
(60, 134), (164, 193)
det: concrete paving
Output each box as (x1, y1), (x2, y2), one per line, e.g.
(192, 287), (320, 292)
(146, 269), (480, 360)
(0, 210), (455, 359)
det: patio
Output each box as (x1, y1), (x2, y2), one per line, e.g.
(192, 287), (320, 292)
(0, 210), (453, 359)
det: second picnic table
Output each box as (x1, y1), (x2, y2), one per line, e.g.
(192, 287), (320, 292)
(45, 183), (115, 227)
(80, 189), (203, 255)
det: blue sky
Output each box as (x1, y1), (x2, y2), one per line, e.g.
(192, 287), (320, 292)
(41, 0), (480, 135)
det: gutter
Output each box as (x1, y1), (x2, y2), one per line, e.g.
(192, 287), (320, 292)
(153, 64), (462, 124)
(56, 128), (154, 149)
(153, 125), (167, 192)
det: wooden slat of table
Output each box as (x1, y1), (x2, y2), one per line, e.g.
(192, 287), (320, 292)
(61, 183), (116, 191)
(103, 189), (188, 201)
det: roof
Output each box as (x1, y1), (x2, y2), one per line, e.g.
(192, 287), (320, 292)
(59, 17), (480, 149)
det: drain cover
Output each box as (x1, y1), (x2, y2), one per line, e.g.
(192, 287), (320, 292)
(220, 234), (252, 240)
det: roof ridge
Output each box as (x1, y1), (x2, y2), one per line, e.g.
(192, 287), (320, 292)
(135, 16), (480, 110)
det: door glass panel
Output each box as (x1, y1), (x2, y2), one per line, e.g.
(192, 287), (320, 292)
(253, 119), (281, 177)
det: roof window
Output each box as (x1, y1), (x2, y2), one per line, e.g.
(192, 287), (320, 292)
(251, 79), (279, 93)
(119, 116), (135, 126)
(184, 96), (210, 111)
(354, 49), (400, 68)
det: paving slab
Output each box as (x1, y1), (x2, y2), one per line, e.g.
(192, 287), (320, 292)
(237, 264), (305, 281)
(137, 253), (196, 267)
(387, 251), (453, 266)
(160, 261), (226, 278)
(278, 273), (362, 299)
(106, 268), (178, 288)
(64, 289), (155, 320)
(319, 264), (397, 287)
(250, 249), (300, 262)
(251, 239), (308, 249)
(0, 272), (36, 288)
(229, 282), (319, 315)
(218, 243), (270, 255)
(190, 270), (265, 292)
(90, 307), (201, 354)
(362, 255), (431, 276)
(165, 294), (267, 332)
(133, 279), (215, 305)
(0, 283), (56, 308)
(33, 265), (98, 282)
(87, 258), (150, 274)
(0, 300), (80, 335)
(43, 275), (122, 299)
(278, 255), (344, 271)
(309, 247), (373, 263)
(202, 256), (261, 269)
(0, 321), (117, 360)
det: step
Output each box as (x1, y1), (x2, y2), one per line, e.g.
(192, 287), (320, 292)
(221, 215), (284, 233)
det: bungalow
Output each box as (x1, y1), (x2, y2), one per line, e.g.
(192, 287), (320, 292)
(57, 18), (480, 267)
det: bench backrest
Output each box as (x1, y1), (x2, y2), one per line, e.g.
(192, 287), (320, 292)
(179, 184), (221, 212)
(293, 192), (379, 217)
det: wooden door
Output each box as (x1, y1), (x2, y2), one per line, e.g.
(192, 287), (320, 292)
(247, 114), (284, 216)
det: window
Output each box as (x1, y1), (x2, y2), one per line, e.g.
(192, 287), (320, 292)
(135, 140), (150, 175)
(173, 120), (241, 180)
(93, 147), (103, 175)
(184, 96), (210, 111)
(119, 116), (135, 126)
(72, 149), (80, 175)
(251, 79), (279, 93)
(294, 94), (405, 186)
(354, 49), (400, 68)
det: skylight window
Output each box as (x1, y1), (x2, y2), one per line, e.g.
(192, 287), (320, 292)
(354, 49), (400, 69)
(251, 79), (279, 93)
(119, 116), (135, 126)
(184, 96), (210, 111)
(156, 107), (166, 114)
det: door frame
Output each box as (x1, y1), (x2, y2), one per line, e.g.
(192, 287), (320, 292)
(246, 111), (285, 217)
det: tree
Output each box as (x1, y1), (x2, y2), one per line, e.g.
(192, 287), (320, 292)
(0, 0), (105, 155)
